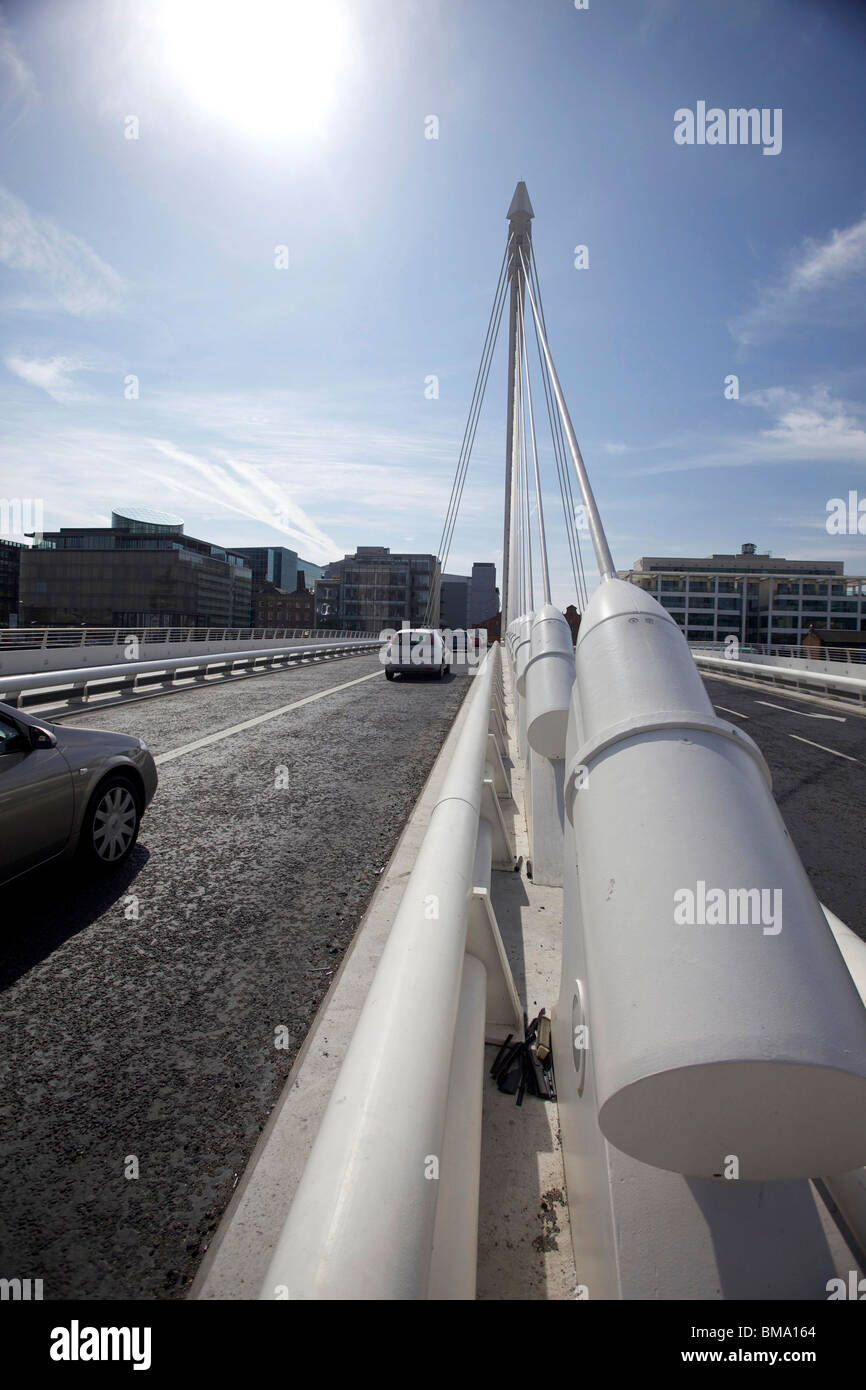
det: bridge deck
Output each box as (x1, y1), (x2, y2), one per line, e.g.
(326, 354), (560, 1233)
(0, 653), (471, 1299)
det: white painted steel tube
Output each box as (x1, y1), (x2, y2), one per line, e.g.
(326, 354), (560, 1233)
(0, 642), (381, 706)
(525, 604), (576, 760)
(821, 906), (866, 1259)
(519, 248), (616, 582)
(693, 652), (866, 696)
(427, 954), (488, 1300)
(513, 612), (533, 696)
(260, 648), (499, 1299)
(563, 578), (866, 1179)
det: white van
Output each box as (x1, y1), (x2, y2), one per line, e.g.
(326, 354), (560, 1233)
(384, 629), (448, 680)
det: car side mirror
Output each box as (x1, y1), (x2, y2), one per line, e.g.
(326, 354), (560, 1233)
(29, 725), (57, 750)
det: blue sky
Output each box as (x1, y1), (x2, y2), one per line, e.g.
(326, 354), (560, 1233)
(1, 0), (865, 606)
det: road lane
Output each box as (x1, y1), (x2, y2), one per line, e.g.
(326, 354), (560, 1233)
(0, 654), (472, 1300)
(702, 673), (866, 938)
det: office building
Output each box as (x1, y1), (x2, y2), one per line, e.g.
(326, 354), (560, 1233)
(316, 547), (438, 632)
(233, 546), (298, 595)
(469, 562), (499, 625)
(439, 563), (500, 630)
(621, 543), (866, 645)
(19, 507), (253, 627)
(0, 538), (23, 626)
(439, 573), (471, 629)
(253, 583), (316, 628)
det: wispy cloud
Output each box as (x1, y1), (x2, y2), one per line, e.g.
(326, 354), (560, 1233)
(0, 14), (37, 125)
(4, 353), (87, 402)
(149, 439), (342, 562)
(731, 213), (866, 344)
(624, 385), (866, 477)
(741, 384), (866, 460)
(0, 186), (124, 317)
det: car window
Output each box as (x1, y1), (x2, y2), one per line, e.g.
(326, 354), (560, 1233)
(0, 713), (27, 755)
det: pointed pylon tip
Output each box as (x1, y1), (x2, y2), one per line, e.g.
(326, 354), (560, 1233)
(507, 181), (535, 221)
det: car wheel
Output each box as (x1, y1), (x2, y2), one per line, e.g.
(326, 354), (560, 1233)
(385, 669), (395, 680)
(80, 775), (142, 871)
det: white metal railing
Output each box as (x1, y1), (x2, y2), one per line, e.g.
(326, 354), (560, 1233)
(0, 625), (380, 651)
(0, 639), (382, 711)
(259, 643), (520, 1300)
(692, 650), (866, 701)
(690, 641), (866, 665)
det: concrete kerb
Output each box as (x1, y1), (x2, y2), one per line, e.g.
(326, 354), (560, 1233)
(191, 666), (482, 1299)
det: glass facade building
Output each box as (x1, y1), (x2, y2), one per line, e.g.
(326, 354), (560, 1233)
(0, 539), (23, 626)
(20, 513), (253, 626)
(233, 547), (298, 595)
(621, 545), (866, 645)
(316, 547), (439, 632)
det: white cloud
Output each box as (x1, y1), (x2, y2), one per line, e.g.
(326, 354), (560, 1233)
(0, 15), (37, 123)
(0, 186), (124, 317)
(148, 439), (342, 563)
(741, 385), (866, 462)
(624, 386), (866, 477)
(4, 354), (87, 402)
(732, 214), (866, 344)
(790, 219), (866, 292)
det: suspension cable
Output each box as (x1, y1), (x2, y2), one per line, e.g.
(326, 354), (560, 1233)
(424, 238), (512, 625)
(527, 244), (588, 609)
(519, 301), (534, 613)
(518, 284), (551, 605)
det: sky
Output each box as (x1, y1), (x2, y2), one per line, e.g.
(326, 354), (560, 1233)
(1, 0), (865, 607)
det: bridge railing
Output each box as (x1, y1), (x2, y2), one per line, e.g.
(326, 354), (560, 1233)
(0, 626), (384, 677)
(691, 649), (866, 701)
(0, 625), (381, 651)
(0, 639), (383, 713)
(259, 643), (521, 1300)
(690, 641), (866, 665)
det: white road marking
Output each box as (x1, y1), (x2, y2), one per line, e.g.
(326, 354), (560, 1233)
(755, 700), (846, 723)
(713, 704), (749, 719)
(788, 733), (860, 763)
(155, 669), (383, 765)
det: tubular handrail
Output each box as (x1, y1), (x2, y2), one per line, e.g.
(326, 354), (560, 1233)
(0, 625), (381, 651)
(690, 641), (866, 665)
(260, 645), (503, 1300)
(692, 650), (866, 698)
(0, 640), (382, 710)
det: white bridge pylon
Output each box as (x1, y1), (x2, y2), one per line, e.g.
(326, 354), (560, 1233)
(256, 185), (866, 1301)
(498, 179), (866, 1163)
(496, 184), (866, 1293)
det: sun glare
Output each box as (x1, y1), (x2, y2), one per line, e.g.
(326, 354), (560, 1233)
(153, 0), (350, 138)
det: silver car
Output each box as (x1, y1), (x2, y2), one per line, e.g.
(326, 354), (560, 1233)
(0, 701), (158, 887)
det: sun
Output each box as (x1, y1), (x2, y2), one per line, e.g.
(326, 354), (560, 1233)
(153, 0), (350, 139)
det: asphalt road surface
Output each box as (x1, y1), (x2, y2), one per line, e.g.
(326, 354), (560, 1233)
(0, 653), (471, 1300)
(701, 672), (866, 940)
